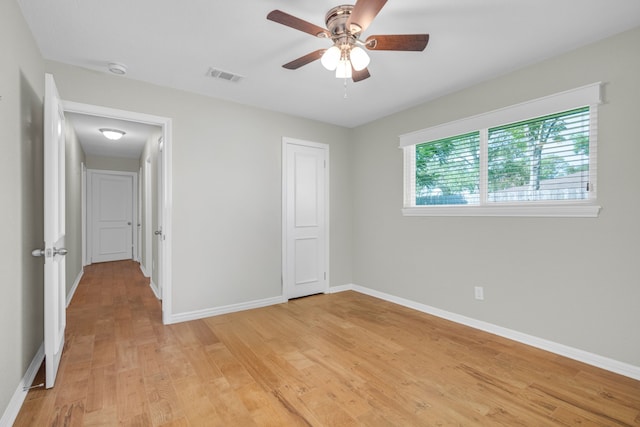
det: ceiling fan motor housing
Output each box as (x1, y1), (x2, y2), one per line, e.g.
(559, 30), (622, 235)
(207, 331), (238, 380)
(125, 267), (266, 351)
(325, 5), (356, 40)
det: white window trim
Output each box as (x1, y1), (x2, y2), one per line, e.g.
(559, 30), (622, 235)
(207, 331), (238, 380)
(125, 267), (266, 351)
(402, 204), (601, 217)
(400, 83), (602, 218)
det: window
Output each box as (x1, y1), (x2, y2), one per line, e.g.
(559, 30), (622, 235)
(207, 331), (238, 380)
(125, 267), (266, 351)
(488, 107), (590, 203)
(415, 132), (479, 205)
(401, 83), (601, 217)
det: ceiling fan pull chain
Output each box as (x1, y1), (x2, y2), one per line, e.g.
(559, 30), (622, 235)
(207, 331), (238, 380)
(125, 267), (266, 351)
(343, 78), (348, 99)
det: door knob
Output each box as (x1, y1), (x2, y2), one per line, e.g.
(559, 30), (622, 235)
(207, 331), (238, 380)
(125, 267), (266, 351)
(31, 247), (67, 257)
(154, 230), (162, 236)
(32, 248), (45, 257)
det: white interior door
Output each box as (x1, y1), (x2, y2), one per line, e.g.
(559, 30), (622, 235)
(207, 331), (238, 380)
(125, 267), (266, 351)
(283, 138), (329, 299)
(41, 73), (67, 388)
(89, 171), (135, 263)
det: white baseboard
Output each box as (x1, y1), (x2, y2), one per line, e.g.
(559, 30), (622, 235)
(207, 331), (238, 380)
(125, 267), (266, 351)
(332, 284), (640, 381)
(327, 284), (353, 293)
(0, 343), (44, 427)
(139, 263), (150, 278)
(139, 263), (159, 299)
(149, 280), (161, 300)
(167, 295), (287, 324)
(66, 269), (84, 307)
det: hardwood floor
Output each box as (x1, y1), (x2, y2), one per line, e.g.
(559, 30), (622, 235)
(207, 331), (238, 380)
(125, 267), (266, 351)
(14, 260), (640, 426)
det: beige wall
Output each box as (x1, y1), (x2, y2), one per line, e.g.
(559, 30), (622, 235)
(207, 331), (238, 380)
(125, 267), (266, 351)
(351, 26), (640, 366)
(45, 60), (354, 315)
(65, 123), (86, 296)
(0, 0), (45, 416)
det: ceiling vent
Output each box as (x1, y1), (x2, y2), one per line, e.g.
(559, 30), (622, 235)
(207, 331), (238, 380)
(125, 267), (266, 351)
(207, 67), (244, 83)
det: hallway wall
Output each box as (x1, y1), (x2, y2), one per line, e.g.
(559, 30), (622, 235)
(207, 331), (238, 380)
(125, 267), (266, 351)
(64, 122), (86, 297)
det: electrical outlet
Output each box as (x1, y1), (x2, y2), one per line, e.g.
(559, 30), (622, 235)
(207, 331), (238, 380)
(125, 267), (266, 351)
(474, 286), (484, 300)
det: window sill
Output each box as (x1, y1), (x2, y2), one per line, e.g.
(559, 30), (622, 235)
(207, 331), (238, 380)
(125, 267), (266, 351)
(402, 204), (601, 218)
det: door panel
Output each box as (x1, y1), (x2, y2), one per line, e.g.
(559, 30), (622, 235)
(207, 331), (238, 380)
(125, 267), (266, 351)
(43, 73), (67, 388)
(294, 237), (320, 284)
(90, 172), (134, 263)
(283, 139), (328, 299)
(294, 153), (319, 227)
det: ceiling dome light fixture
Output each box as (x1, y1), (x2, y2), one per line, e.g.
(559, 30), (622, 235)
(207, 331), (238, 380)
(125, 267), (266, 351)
(108, 62), (127, 75)
(99, 128), (126, 141)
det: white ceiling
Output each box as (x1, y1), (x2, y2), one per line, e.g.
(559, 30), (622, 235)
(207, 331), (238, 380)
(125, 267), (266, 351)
(18, 0), (640, 130)
(66, 112), (160, 159)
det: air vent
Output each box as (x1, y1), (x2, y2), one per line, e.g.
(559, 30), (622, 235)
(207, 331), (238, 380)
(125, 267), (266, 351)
(207, 67), (244, 83)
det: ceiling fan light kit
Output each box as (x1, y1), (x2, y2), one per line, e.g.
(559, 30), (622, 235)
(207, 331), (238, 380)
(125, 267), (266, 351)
(267, 0), (429, 83)
(321, 46), (341, 70)
(349, 46), (370, 71)
(336, 59), (353, 79)
(320, 45), (369, 75)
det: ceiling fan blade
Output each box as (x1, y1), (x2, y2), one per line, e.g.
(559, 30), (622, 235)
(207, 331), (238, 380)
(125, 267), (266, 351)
(365, 34), (430, 51)
(352, 67), (371, 83)
(346, 0), (387, 34)
(282, 49), (326, 70)
(267, 10), (330, 38)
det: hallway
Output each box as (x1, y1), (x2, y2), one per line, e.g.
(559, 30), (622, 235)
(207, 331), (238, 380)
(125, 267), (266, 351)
(15, 261), (167, 425)
(13, 261), (640, 426)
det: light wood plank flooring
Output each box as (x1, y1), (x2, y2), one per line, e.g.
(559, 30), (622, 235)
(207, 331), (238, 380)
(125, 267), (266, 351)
(14, 260), (640, 426)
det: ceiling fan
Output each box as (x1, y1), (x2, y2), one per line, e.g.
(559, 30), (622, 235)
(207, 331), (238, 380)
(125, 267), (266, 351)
(267, 0), (429, 82)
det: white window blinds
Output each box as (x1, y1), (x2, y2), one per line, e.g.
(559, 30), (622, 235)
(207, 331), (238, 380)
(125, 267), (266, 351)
(487, 107), (593, 203)
(401, 83), (601, 217)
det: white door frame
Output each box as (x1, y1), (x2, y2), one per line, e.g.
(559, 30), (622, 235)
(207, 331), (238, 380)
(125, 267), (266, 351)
(156, 137), (164, 299)
(86, 169), (138, 263)
(81, 163), (87, 266)
(282, 137), (330, 299)
(136, 166), (142, 262)
(143, 155), (152, 277)
(63, 100), (174, 325)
